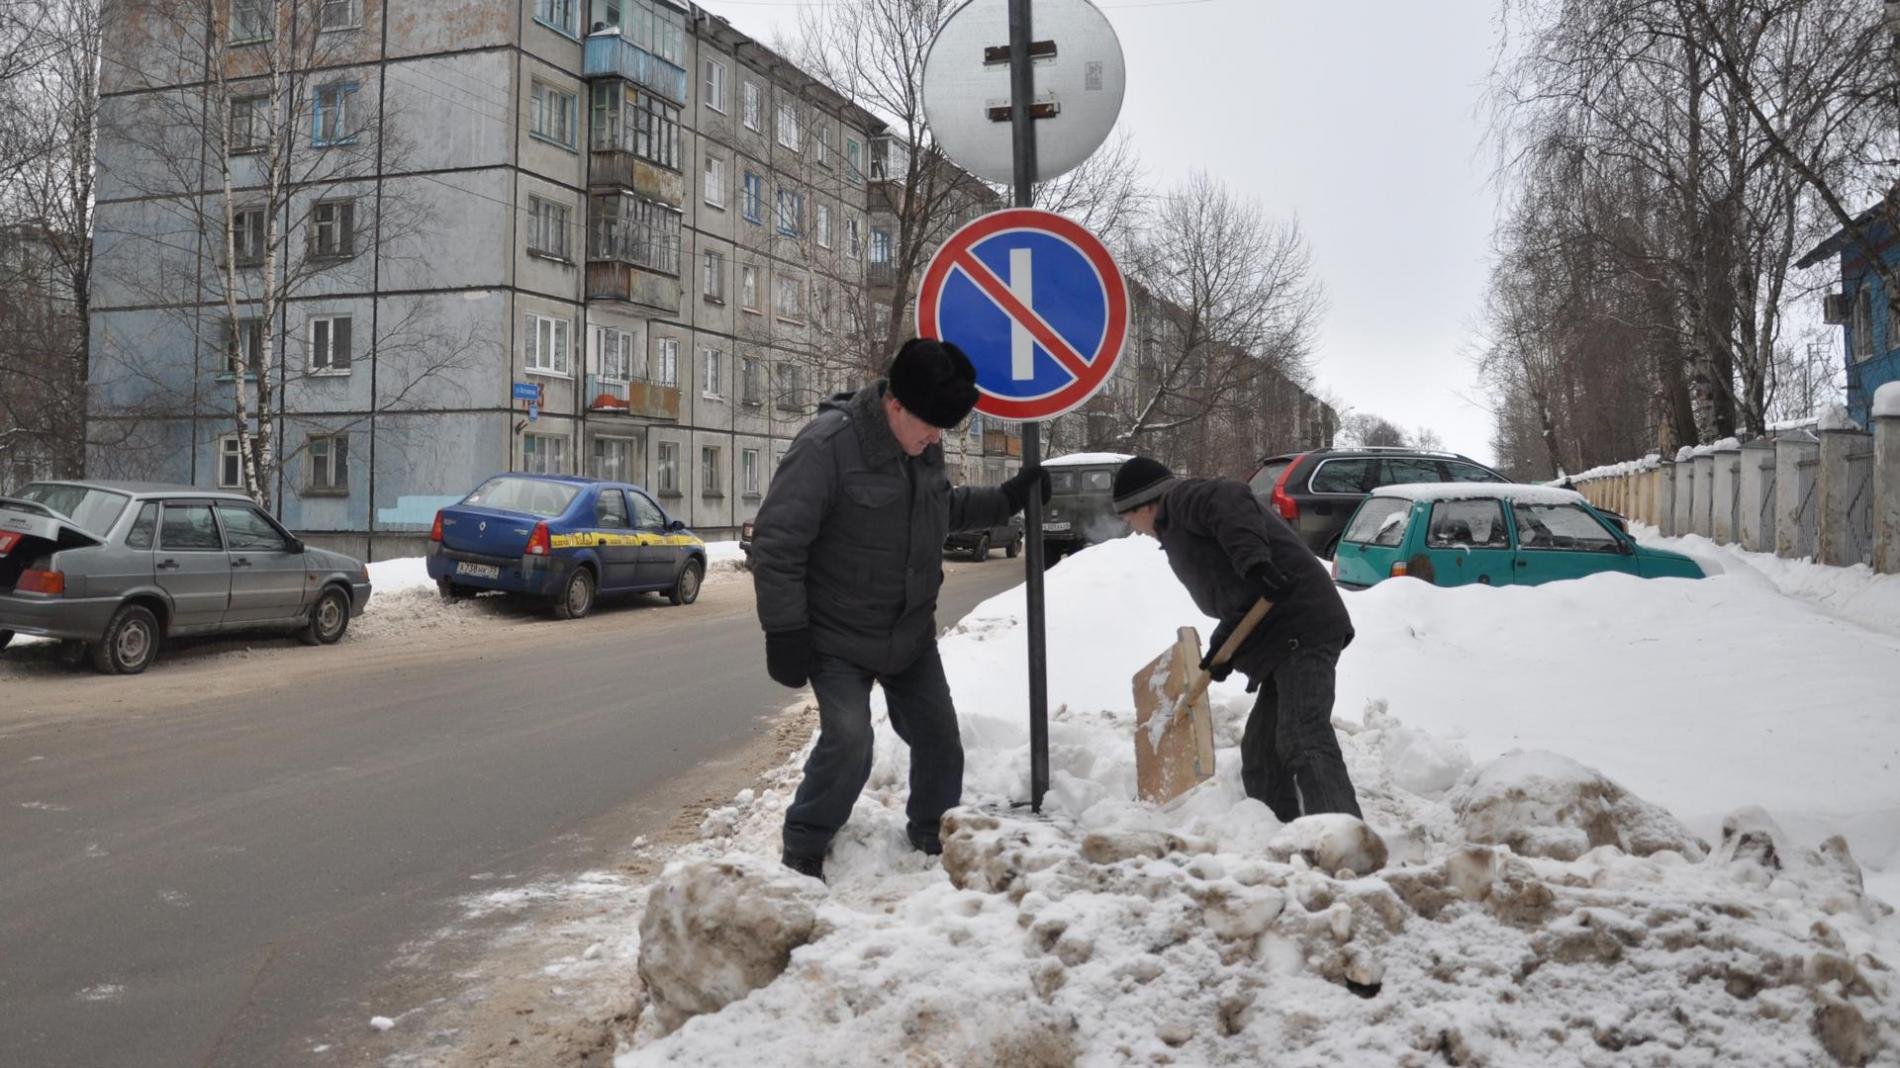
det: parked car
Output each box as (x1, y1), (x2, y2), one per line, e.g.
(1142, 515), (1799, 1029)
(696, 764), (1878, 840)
(944, 514), (1024, 562)
(1331, 483), (1704, 590)
(426, 474), (706, 618)
(1248, 447), (1511, 556)
(0, 481), (371, 674)
(1042, 453), (1132, 562)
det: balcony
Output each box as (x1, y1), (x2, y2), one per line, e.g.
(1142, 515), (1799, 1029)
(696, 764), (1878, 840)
(583, 33), (688, 104)
(587, 261), (681, 314)
(868, 262), (897, 287)
(586, 374), (679, 420)
(984, 429), (1023, 457)
(589, 149), (684, 204)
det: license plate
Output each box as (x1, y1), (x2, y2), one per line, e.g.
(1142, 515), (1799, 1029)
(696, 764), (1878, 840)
(1043, 522), (1071, 533)
(456, 561), (500, 579)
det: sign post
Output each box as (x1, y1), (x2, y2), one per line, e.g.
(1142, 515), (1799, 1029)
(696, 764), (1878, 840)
(922, 0), (1125, 813)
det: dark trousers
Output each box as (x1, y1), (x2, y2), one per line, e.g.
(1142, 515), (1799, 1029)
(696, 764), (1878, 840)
(782, 643), (963, 858)
(1241, 641), (1362, 823)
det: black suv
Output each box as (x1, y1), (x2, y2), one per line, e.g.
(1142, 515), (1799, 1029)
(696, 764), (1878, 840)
(1248, 447), (1508, 555)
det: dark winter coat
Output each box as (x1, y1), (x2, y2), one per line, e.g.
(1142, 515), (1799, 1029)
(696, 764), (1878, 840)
(1153, 477), (1354, 681)
(752, 381), (1015, 676)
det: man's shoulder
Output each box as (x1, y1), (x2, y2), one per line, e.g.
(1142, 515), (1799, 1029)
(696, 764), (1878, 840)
(794, 408), (853, 447)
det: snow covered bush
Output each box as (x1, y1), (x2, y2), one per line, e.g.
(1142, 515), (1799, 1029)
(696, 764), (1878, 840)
(1447, 749), (1709, 862)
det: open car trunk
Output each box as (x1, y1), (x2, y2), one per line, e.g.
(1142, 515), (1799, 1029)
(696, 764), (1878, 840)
(0, 498), (103, 590)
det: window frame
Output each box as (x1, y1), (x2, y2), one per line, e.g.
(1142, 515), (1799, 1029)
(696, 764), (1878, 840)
(1424, 498), (1511, 550)
(311, 82), (359, 147)
(317, 0), (361, 33)
(741, 171), (764, 224)
(774, 273), (805, 324)
(305, 433), (350, 497)
(703, 56), (728, 114)
(654, 336), (679, 387)
(740, 264), (760, 313)
(521, 431), (570, 476)
(218, 434), (244, 489)
(700, 345), (724, 400)
(655, 441), (681, 497)
(741, 80), (761, 132)
(700, 445), (723, 498)
(308, 314), (352, 375)
(228, 93), (268, 154)
(527, 195), (571, 261)
(702, 247), (725, 303)
(530, 79), (579, 151)
(533, 0), (579, 39)
(703, 154), (727, 208)
(816, 203), (832, 249)
(228, 0), (272, 45)
(526, 313), (572, 377)
(308, 197), (355, 261)
(775, 187), (804, 237)
(742, 448), (761, 498)
(775, 101), (800, 151)
(741, 355), (763, 406)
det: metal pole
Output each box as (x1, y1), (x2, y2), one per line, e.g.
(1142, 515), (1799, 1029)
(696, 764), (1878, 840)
(1008, 0), (1049, 812)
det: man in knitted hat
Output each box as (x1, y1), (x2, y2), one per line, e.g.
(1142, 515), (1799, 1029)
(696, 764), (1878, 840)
(1111, 456), (1361, 823)
(751, 338), (1050, 881)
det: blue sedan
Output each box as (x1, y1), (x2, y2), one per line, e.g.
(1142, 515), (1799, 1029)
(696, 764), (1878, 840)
(425, 474), (707, 618)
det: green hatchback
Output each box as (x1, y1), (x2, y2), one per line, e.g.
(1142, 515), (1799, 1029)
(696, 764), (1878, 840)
(1332, 484), (1705, 589)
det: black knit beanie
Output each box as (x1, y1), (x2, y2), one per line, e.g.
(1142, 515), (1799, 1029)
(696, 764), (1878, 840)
(1111, 456), (1175, 513)
(888, 338), (979, 429)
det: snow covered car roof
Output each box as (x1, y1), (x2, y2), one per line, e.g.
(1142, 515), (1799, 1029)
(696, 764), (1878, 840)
(1367, 482), (1590, 506)
(1043, 452), (1133, 467)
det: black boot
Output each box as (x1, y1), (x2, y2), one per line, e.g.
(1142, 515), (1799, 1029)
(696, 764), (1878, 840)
(782, 850), (825, 883)
(906, 826), (943, 856)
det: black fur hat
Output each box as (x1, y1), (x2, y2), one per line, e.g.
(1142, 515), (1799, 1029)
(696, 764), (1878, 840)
(887, 338), (979, 429)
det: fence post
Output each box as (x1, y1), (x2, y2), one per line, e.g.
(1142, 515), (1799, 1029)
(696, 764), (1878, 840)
(1711, 443), (1742, 545)
(1817, 426), (1871, 567)
(1692, 451), (1715, 537)
(1655, 461), (1676, 535)
(1877, 384), (1900, 574)
(1776, 431), (1820, 560)
(1673, 451), (1695, 537)
(1738, 439), (1777, 553)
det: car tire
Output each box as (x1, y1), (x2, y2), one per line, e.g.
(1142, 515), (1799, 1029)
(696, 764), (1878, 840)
(0, 629), (11, 653)
(669, 559), (704, 606)
(553, 567), (596, 620)
(972, 534), (991, 562)
(301, 587), (351, 646)
(437, 579), (472, 601)
(1006, 534), (1022, 559)
(93, 604), (160, 675)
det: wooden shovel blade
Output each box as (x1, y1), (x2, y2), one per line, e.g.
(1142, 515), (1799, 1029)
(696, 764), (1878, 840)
(1132, 626), (1218, 804)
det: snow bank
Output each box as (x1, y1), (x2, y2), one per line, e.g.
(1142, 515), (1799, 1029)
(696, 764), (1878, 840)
(1875, 381), (1900, 420)
(615, 538), (1900, 1065)
(1819, 404), (1862, 432)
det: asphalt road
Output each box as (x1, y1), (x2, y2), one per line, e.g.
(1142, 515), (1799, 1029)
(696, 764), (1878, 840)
(0, 557), (1028, 1067)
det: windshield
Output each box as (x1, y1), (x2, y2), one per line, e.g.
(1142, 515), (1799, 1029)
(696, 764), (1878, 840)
(463, 477), (580, 518)
(1050, 468), (1115, 495)
(16, 483), (132, 536)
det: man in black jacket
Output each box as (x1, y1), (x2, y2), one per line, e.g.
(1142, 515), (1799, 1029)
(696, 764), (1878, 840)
(1112, 456), (1362, 823)
(751, 339), (1048, 881)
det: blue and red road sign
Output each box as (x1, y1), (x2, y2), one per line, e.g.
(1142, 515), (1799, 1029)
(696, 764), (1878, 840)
(916, 208), (1128, 422)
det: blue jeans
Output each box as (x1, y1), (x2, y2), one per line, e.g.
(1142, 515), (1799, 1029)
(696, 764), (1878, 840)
(1242, 640), (1362, 822)
(782, 643), (963, 858)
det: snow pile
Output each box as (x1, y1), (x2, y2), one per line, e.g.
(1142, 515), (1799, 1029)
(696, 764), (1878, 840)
(702, 540), (747, 574)
(612, 538), (1900, 1064)
(351, 557), (494, 641)
(1875, 382), (1900, 420)
(1819, 404), (1863, 432)
(1629, 523), (1900, 641)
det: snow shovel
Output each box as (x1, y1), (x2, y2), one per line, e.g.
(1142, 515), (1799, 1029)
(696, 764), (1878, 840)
(1132, 598), (1272, 805)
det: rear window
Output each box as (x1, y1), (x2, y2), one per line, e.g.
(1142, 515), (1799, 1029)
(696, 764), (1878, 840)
(1248, 460), (1293, 497)
(1051, 468), (1114, 494)
(1343, 498), (1411, 547)
(1426, 499), (1509, 548)
(17, 483), (131, 537)
(464, 477), (580, 518)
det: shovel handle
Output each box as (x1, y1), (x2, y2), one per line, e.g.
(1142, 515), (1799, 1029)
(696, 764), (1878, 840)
(1181, 598), (1272, 708)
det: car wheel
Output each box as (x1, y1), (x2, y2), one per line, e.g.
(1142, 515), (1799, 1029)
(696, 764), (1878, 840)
(669, 559), (704, 606)
(1006, 534), (1022, 559)
(301, 587), (351, 646)
(0, 629), (11, 653)
(553, 567), (596, 620)
(972, 534), (991, 562)
(437, 578), (469, 601)
(93, 604), (160, 675)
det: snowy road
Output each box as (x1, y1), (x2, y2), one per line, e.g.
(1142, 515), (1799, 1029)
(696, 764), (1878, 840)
(0, 557), (1029, 1067)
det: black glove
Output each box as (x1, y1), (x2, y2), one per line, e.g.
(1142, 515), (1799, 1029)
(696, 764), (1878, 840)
(765, 629), (813, 688)
(1001, 466), (1052, 513)
(1199, 620), (1235, 682)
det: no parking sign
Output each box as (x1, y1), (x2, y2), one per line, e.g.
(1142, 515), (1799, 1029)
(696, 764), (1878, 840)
(915, 208), (1127, 422)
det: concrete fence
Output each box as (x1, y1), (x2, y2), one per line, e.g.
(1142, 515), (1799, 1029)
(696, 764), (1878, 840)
(1563, 392), (1900, 574)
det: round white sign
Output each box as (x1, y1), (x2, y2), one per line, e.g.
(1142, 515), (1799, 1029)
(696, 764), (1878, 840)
(922, 0), (1127, 185)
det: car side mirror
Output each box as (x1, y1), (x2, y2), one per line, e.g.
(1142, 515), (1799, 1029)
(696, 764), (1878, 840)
(286, 536), (306, 554)
(666, 519), (685, 533)
(1618, 538), (1635, 556)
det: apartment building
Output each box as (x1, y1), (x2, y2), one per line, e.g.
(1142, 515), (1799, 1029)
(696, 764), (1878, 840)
(88, 0), (1021, 557)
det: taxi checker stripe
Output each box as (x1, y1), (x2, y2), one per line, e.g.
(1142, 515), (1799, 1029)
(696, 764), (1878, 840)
(948, 249), (1094, 382)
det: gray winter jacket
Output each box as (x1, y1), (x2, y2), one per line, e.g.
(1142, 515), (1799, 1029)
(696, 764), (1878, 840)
(752, 381), (1015, 675)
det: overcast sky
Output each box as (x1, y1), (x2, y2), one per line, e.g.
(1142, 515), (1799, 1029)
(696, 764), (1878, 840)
(696, 0), (1508, 463)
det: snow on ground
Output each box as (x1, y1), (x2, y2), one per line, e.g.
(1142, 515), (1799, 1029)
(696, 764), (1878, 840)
(607, 536), (1900, 1066)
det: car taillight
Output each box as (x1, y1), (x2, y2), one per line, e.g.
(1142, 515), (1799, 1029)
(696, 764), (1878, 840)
(430, 510), (444, 542)
(18, 568), (65, 595)
(525, 522), (551, 556)
(1389, 561), (1409, 578)
(1270, 456), (1304, 522)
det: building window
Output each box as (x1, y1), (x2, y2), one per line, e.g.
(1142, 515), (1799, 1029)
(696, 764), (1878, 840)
(740, 264), (759, 313)
(229, 94), (267, 154)
(588, 193), (679, 275)
(230, 206), (267, 266)
(703, 57), (727, 113)
(816, 204), (832, 249)
(775, 188), (804, 237)
(588, 84), (679, 169)
(776, 101), (800, 151)
(815, 120), (830, 167)
(870, 227), (891, 265)
(522, 432), (569, 475)
(309, 315), (352, 373)
(591, 436), (635, 482)
(319, 0), (359, 31)
(741, 355), (762, 405)
(969, 412), (984, 442)
(702, 248), (725, 302)
(306, 434), (349, 495)
(218, 435), (243, 488)
(845, 136), (863, 183)
(701, 446), (722, 497)
(655, 336), (679, 386)
(528, 196), (570, 260)
(701, 346), (723, 398)
(846, 216), (862, 259)
(615, 1), (684, 64)
(775, 274), (805, 323)
(742, 171), (763, 223)
(656, 441), (679, 495)
(774, 361), (801, 411)
(222, 315), (264, 378)
(527, 313), (571, 375)
(531, 80), (578, 149)
(230, 0), (271, 42)
(309, 199), (355, 260)
(535, 0), (578, 37)
(596, 325), (636, 381)
(311, 83), (358, 146)
(1852, 287), (1875, 361)
(704, 154), (726, 208)
(742, 448), (761, 497)
(742, 81), (761, 131)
